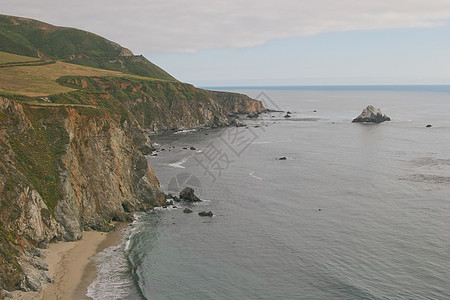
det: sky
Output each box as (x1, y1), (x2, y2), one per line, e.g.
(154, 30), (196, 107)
(2, 0), (450, 86)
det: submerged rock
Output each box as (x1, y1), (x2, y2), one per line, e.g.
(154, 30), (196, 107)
(352, 105), (391, 123)
(180, 187), (201, 202)
(279, 157), (287, 160)
(183, 208), (193, 213)
(198, 211), (213, 217)
(426, 124), (432, 128)
(284, 114), (291, 118)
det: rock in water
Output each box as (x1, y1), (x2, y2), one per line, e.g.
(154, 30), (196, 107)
(352, 105), (391, 123)
(198, 211), (214, 217)
(180, 187), (201, 202)
(183, 208), (193, 213)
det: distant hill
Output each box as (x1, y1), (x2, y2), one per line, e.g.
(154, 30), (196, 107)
(0, 14), (176, 80)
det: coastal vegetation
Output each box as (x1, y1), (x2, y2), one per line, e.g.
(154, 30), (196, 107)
(0, 14), (265, 293)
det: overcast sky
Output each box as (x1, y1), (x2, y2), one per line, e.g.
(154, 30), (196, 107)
(2, 0), (450, 86)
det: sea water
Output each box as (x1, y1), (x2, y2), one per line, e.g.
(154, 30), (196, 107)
(88, 86), (450, 300)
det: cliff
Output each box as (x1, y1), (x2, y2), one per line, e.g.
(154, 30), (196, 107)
(0, 96), (167, 291)
(56, 76), (265, 132)
(0, 14), (266, 293)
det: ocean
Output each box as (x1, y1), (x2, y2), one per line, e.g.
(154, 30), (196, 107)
(87, 86), (450, 300)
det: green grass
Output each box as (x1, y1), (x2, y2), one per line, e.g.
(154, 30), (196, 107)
(0, 51), (40, 64)
(0, 60), (129, 96)
(0, 14), (176, 80)
(7, 106), (70, 213)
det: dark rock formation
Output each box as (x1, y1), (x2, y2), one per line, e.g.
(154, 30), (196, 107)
(352, 106), (391, 123)
(247, 112), (259, 118)
(180, 187), (201, 202)
(279, 157), (287, 160)
(183, 208), (193, 213)
(190, 147), (196, 150)
(198, 211), (214, 217)
(426, 124), (432, 128)
(284, 114), (291, 118)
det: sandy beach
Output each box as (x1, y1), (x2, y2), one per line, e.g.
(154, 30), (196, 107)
(11, 224), (126, 300)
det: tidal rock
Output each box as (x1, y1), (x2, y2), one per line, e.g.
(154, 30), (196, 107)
(190, 147), (196, 150)
(235, 122), (246, 127)
(198, 211), (214, 217)
(180, 187), (201, 202)
(426, 124), (432, 128)
(247, 112), (259, 118)
(279, 157), (287, 160)
(352, 105), (391, 123)
(284, 114), (291, 118)
(287, 111), (292, 114)
(173, 196), (180, 202)
(183, 208), (193, 213)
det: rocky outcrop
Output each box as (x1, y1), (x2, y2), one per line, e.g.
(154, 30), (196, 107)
(180, 187), (201, 202)
(57, 76), (265, 133)
(0, 96), (165, 291)
(198, 211), (214, 217)
(352, 105), (391, 123)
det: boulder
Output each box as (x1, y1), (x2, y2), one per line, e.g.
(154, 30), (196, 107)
(279, 157), (287, 160)
(180, 187), (201, 202)
(284, 114), (291, 118)
(183, 208), (193, 213)
(352, 106), (391, 123)
(190, 147), (196, 150)
(247, 112), (259, 118)
(198, 211), (214, 217)
(426, 124), (432, 128)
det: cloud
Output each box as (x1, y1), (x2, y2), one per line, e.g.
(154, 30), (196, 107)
(2, 0), (450, 53)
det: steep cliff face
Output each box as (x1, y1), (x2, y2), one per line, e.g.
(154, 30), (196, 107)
(0, 96), (165, 291)
(57, 76), (266, 132)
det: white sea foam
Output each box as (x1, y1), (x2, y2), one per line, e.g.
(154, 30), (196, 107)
(250, 171), (263, 181)
(167, 156), (189, 168)
(86, 226), (139, 300)
(174, 129), (197, 134)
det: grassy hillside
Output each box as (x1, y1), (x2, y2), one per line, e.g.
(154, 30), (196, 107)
(0, 55), (132, 97)
(0, 51), (39, 64)
(0, 14), (176, 80)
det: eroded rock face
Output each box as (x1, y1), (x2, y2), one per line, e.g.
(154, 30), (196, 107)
(0, 81), (265, 292)
(0, 97), (165, 291)
(180, 187), (201, 202)
(352, 105), (391, 123)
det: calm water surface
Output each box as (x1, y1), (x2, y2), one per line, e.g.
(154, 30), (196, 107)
(89, 86), (450, 300)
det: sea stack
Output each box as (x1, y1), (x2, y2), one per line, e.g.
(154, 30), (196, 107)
(352, 105), (391, 123)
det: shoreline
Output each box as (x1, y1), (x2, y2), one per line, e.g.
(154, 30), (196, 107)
(11, 223), (127, 300)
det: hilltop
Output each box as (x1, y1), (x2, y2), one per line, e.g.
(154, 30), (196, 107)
(0, 14), (265, 294)
(0, 14), (175, 80)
